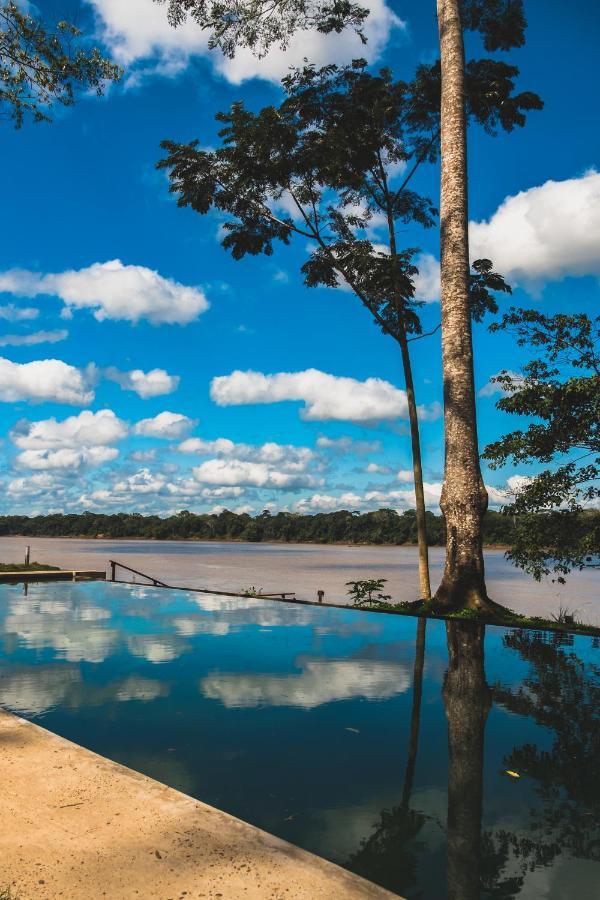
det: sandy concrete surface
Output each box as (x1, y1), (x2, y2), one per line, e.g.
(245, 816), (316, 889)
(0, 709), (396, 900)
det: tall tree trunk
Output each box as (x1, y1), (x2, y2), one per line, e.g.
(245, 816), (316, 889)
(435, 0), (490, 610)
(443, 620), (491, 900)
(398, 329), (432, 600)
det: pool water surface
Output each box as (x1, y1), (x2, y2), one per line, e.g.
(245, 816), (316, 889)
(0, 580), (598, 899)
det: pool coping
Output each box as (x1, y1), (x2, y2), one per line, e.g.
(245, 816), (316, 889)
(0, 708), (398, 899)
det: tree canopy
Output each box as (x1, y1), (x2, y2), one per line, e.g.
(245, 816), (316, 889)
(154, 0), (531, 57)
(0, 1), (120, 127)
(158, 60), (515, 339)
(484, 309), (600, 582)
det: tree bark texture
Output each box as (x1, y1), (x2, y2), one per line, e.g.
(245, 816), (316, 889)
(443, 620), (491, 900)
(435, 0), (490, 609)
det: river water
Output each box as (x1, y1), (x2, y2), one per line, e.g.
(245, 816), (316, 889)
(0, 536), (597, 624)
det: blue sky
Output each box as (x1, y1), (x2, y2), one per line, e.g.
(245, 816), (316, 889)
(0, 0), (598, 517)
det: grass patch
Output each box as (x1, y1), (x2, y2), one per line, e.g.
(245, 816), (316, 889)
(358, 598), (600, 638)
(0, 562), (60, 572)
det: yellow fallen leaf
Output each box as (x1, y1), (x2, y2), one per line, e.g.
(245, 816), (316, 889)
(505, 770), (520, 779)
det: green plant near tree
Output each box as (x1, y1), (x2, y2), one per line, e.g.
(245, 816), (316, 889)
(346, 578), (392, 607)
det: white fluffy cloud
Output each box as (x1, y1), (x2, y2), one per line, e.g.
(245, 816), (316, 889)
(413, 252), (441, 303)
(77, 469), (248, 509)
(0, 304), (38, 321)
(0, 259), (208, 325)
(134, 411), (196, 439)
(16, 446), (119, 470)
(469, 170), (600, 288)
(0, 329), (68, 348)
(7, 473), (66, 498)
(200, 656), (411, 709)
(113, 468), (178, 496)
(104, 366), (180, 398)
(87, 0), (402, 85)
(296, 492), (363, 512)
(11, 409), (128, 451)
(0, 357), (94, 405)
(11, 409), (127, 471)
(0, 667), (81, 716)
(365, 462), (393, 474)
(296, 477), (529, 514)
(179, 437), (313, 468)
(211, 369), (441, 423)
(297, 483), (444, 512)
(316, 436), (381, 455)
(478, 370), (524, 398)
(193, 458), (320, 490)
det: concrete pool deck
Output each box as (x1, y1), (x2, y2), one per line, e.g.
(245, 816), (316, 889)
(0, 709), (396, 900)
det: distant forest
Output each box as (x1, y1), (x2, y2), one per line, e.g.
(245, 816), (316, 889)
(0, 507), (523, 545)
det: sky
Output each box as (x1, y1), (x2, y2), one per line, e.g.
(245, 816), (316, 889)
(0, 0), (598, 518)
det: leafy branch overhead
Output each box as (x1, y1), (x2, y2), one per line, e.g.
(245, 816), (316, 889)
(158, 60), (521, 336)
(155, 0), (371, 58)
(484, 309), (600, 581)
(0, 1), (121, 127)
(155, 0), (531, 58)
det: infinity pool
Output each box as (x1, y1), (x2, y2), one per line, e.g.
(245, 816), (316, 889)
(0, 580), (598, 898)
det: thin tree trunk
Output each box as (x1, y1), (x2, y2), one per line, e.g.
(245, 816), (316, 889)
(398, 330), (432, 600)
(435, 0), (490, 610)
(384, 175), (432, 602)
(402, 617), (427, 808)
(443, 620), (491, 900)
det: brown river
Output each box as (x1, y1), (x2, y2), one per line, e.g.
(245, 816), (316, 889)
(0, 536), (598, 624)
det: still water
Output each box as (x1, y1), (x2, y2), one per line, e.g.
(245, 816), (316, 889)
(0, 580), (598, 898)
(0, 536), (598, 622)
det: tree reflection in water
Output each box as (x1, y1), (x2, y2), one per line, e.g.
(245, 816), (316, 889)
(348, 620), (499, 898)
(347, 621), (600, 898)
(444, 621), (491, 900)
(348, 618), (428, 896)
(492, 630), (600, 868)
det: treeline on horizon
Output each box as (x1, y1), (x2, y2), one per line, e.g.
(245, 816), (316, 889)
(0, 507), (529, 546)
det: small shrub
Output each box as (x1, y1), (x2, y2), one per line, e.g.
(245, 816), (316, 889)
(551, 605), (578, 625)
(346, 578), (392, 608)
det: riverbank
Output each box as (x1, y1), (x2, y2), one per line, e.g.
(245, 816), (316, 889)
(1, 532), (511, 549)
(0, 709), (394, 900)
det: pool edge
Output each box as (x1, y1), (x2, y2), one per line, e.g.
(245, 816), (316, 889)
(0, 707), (399, 899)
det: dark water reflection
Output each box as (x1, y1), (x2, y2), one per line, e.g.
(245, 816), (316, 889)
(0, 582), (599, 898)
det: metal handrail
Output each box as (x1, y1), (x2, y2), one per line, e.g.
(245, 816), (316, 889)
(109, 560), (170, 588)
(108, 560), (296, 599)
